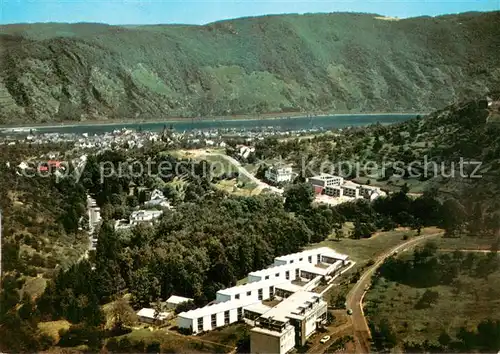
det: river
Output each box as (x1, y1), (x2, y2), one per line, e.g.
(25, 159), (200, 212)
(0, 114), (417, 135)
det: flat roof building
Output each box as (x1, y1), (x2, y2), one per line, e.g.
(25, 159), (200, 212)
(216, 278), (289, 303)
(165, 295), (193, 309)
(250, 291), (328, 353)
(177, 297), (260, 334)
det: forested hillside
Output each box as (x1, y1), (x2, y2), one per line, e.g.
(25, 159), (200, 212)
(1, 11), (500, 124)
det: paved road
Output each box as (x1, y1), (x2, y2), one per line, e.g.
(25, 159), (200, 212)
(346, 232), (444, 353)
(205, 153), (284, 194)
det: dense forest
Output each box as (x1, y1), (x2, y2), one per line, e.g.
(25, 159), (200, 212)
(0, 142), (458, 352)
(1, 11), (500, 123)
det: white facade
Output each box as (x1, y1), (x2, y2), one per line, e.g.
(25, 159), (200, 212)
(136, 307), (172, 324)
(265, 166), (293, 184)
(251, 323), (295, 354)
(273, 247), (347, 267)
(130, 210), (163, 225)
(216, 278), (289, 303)
(307, 174), (344, 188)
(324, 185), (343, 197)
(177, 297), (259, 334)
(247, 262), (308, 283)
(341, 182), (361, 198)
(250, 291), (328, 352)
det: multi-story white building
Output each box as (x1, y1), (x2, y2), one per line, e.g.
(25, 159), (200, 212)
(247, 262), (308, 283)
(273, 247), (348, 267)
(216, 278), (289, 303)
(265, 165), (293, 184)
(250, 291), (328, 353)
(324, 185), (343, 198)
(177, 246), (350, 342)
(341, 181), (361, 198)
(177, 297), (259, 334)
(307, 174), (344, 193)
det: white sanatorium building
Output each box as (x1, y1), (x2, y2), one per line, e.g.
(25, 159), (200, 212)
(177, 246), (350, 347)
(308, 173), (384, 201)
(250, 291), (328, 354)
(215, 278), (290, 303)
(265, 165), (293, 184)
(177, 297), (260, 334)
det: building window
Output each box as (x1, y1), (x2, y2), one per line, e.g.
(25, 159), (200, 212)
(235, 294), (240, 300)
(247, 291), (251, 296)
(299, 258), (303, 261)
(269, 286), (274, 297)
(275, 273), (280, 277)
(317, 254), (321, 263)
(285, 271), (290, 280)
(295, 268), (300, 278)
(224, 310), (230, 325)
(290, 260), (294, 264)
(308, 255), (312, 263)
(211, 314), (217, 327)
(258, 288), (263, 300)
(265, 275), (270, 280)
(237, 307), (243, 320)
(197, 318), (203, 332)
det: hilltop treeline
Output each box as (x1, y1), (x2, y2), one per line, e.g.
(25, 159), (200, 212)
(1, 12), (500, 123)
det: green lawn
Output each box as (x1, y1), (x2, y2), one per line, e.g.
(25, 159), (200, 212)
(311, 227), (440, 264)
(117, 327), (234, 353)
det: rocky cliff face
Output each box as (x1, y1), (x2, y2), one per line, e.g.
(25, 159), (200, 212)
(1, 12), (500, 124)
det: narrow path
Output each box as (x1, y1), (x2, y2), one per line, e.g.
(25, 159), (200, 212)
(346, 232), (444, 353)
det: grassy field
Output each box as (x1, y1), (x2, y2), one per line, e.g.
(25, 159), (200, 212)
(311, 227), (441, 264)
(38, 320), (71, 343)
(313, 227), (443, 306)
(116, 324), (243, 353)
(434, 235), (498, 251)
(364, 255), (500, 348)
(21, 276), (47, 299)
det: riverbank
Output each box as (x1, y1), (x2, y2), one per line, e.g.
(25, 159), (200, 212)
(0, 111), (426, 130)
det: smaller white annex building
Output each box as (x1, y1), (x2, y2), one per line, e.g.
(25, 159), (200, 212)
(216, 278), (289, 303)
(137, 307), (172, 324)
(166, 295), (193, 309)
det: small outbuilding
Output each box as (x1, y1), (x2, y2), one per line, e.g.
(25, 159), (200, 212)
(165, 295), (193, 310)
(136, 307), (172, 324)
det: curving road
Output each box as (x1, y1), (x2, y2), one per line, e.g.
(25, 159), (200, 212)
(346, 232), (444, 353)
(204, 152), (284, 194)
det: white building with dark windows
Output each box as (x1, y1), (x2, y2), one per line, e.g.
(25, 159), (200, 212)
(216, 278), (288, 303)
(307, 174), (344, 193)
(177, 297), (259, 334)
(250, 291), (328, 354)
(176, 246), (351, 348)
(265, 165), (293, 184)
(341, 181), (361, 198)
(247, 262), (308, 283)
